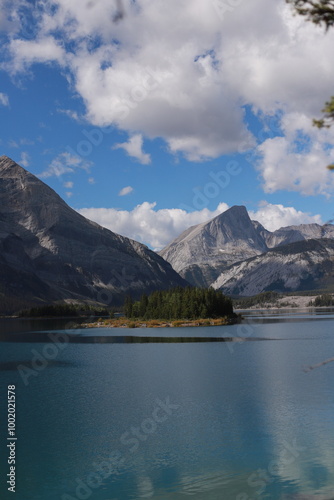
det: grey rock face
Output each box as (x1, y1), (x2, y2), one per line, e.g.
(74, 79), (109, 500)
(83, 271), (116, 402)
(0, 156), (187, 307)
(212, 239), (334, 296)
(160, 205), (334, 289)
(159, 206), (269, 286)
(265, 223), (334, 248)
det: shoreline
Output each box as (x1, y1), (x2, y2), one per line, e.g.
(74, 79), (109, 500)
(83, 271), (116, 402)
(84, 316), (238, 329)
(235, 295), (332, 311)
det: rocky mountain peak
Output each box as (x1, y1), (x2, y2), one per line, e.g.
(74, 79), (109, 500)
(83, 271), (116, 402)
(159, 205), (334, 288)
(0, 156), (187, 309)
(0, 156), (82, 236)
(0, 155), (30, 177)
(208, 205), (267, 250)
(159, 205), (269, 286)
(217, 204), (248, 220)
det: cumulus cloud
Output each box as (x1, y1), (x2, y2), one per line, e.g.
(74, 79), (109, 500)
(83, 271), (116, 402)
(249, 202), (322, 232)
(1, 0), (325, 160)
(113, 134), (151, 164)
(2, 0), (334, 187)
(63, 181), (74, 188)
(39, 152), (92, 178)
(77, 202), (229, 249)
(76, 201), (320, 249)
(118, 186), (133, 196)
(0, 92), (9, 106)
(256, 112), (334, 196)
(5, 37), (65, 73)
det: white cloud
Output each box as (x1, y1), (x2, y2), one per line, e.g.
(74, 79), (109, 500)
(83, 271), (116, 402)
(64, 181), (74, 188)
(65, 191), (73, 198)
(39, 152), (92, 178)
(77, 202), (229, 250)
(256, 112), (334, 196)
(118, 186), (133, 196)
(3, 0), (334, 174)
(88, 177), (95, 184)
(77, 201), (322, 249)
(113, 134), (151, 164)
(0, 92), (9, 106)
(5, 37), (65, 73)
(19, 151), (30, 167)
(249, 202), (322, 232)
(0, 0), (21, 34)
(57, 108), (81, 121)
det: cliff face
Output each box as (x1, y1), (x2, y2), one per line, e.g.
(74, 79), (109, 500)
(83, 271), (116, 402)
(159, 206), (269, 287)
(0, 156), (187, 307)
(160, 205), (334, 291)
(265, 223), (334, 248)
(212, 239), (334, 296)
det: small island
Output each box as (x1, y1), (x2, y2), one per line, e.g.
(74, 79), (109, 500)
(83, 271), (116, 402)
(86, 286), (238, 329)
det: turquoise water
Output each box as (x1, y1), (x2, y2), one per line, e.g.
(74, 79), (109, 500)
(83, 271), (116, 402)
(1, 312), (334, 499)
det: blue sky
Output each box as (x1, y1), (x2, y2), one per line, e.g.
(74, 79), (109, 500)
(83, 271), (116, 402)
(1, 0), (334, 249)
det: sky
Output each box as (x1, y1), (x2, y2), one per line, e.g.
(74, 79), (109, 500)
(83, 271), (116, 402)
(1, 0), (334, 250)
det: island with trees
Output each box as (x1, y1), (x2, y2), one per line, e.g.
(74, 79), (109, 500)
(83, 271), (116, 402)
(87, 287), (237, 329)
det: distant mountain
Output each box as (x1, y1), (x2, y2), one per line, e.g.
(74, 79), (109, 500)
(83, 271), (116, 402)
(159, 205), (334, 290)
(212, 239), (334, 296)
(0, 156), (187, 311)
(265, 223), (334, 248)
(159, 206), (269, 287)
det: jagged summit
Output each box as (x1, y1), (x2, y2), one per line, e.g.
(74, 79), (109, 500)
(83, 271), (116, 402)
(160, 205), (334, 288)
(205, 205), (267, 251)
(159, 205), (269, 287)
(0, 155), (29, 175)
(0, 155), (93, 236)
(0, 154), (13, 163)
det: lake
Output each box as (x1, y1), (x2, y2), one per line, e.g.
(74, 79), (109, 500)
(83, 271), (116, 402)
(1, 310), (334, 500)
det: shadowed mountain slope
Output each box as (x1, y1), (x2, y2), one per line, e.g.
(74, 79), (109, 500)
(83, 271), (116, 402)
(0, 156), (187, 310)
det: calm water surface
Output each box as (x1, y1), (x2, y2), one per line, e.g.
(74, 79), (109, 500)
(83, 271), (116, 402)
(1, 311), (334, 500)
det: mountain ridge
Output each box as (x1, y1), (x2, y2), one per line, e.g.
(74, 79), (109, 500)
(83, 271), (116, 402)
(0, 156), (187, 311)
(2, 155), (334, 306)
(212, 238), (334, 296)
(159, 205), (270, 286)
(159, 205), (334, 289)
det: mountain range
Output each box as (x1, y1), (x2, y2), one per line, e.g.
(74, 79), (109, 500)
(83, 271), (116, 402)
(159, 205), (334, 294)
(0, 155), (186, 311)
(1, 155), (334, 313)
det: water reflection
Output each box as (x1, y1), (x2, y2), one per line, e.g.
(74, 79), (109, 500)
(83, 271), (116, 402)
(0, 330), (282, 343)
(1, 315), (334, 499)
(0, 359), (76, 371)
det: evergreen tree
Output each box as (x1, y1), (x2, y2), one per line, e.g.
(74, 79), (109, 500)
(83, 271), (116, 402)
(124, 295), (133, 318)
(124, 286), (234, 320)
